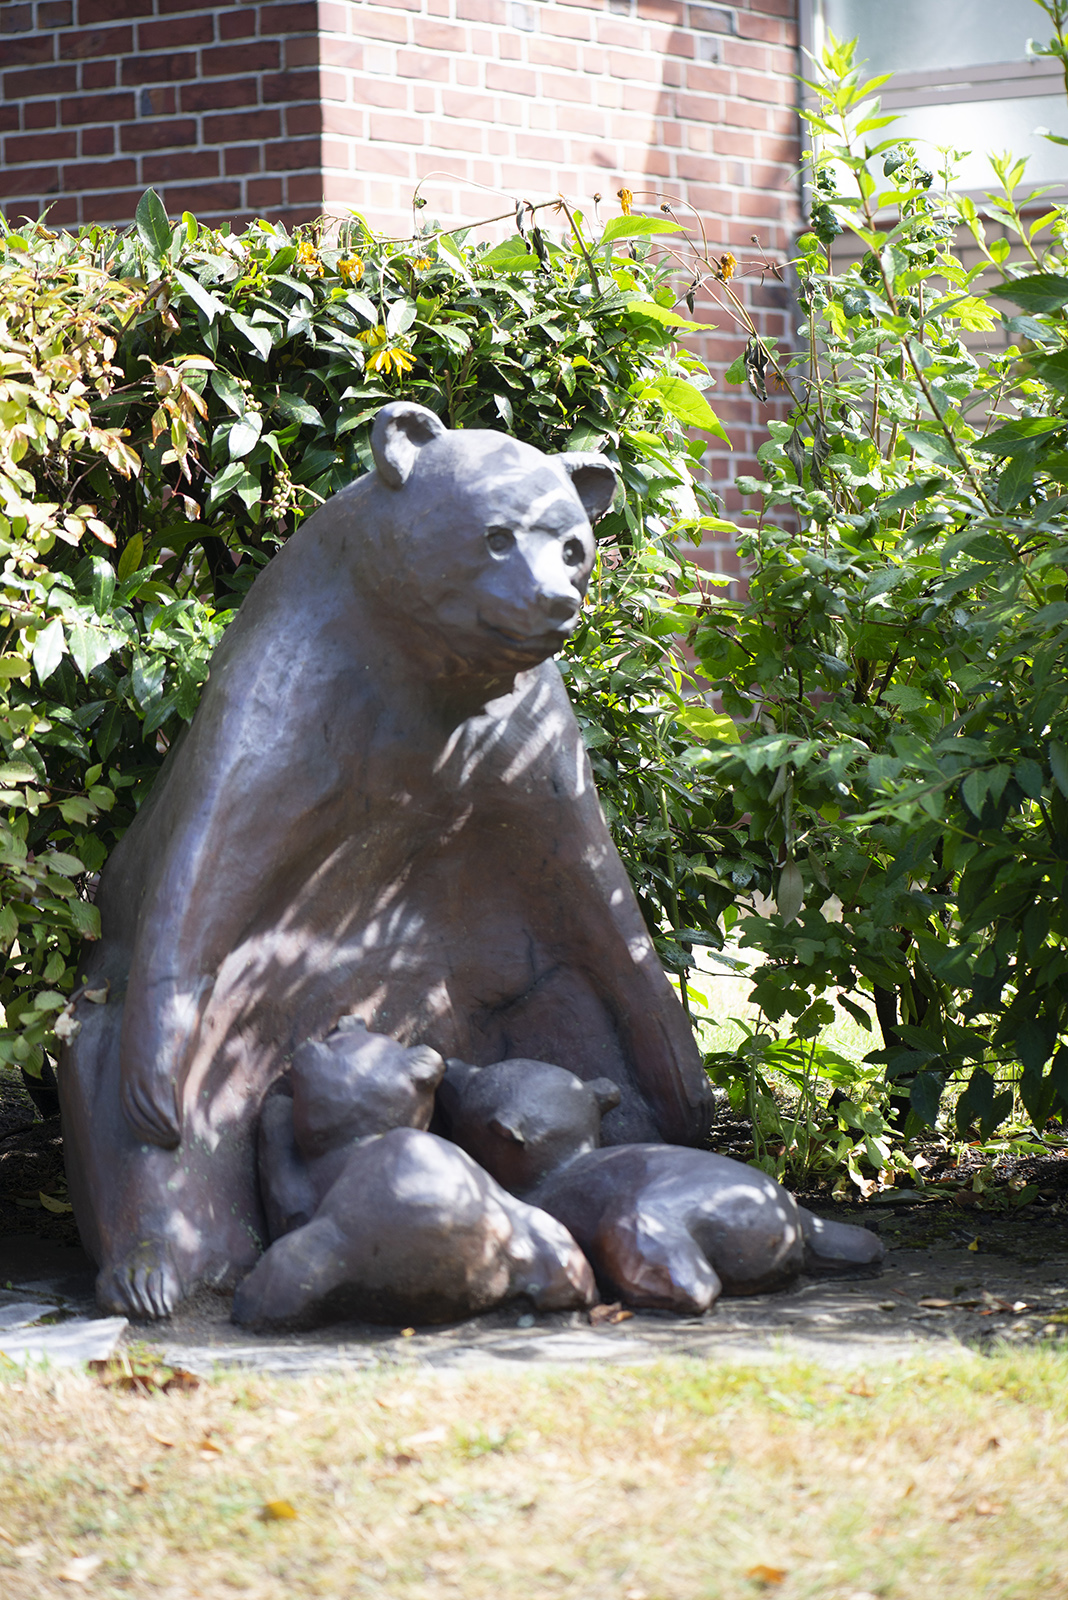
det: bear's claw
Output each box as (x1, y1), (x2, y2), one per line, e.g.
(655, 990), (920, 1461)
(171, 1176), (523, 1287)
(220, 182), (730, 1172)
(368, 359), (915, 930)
(96, 1240), (183, 1321)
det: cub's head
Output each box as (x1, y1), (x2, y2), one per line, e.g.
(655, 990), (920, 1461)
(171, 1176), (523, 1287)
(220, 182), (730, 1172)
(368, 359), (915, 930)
(367, 402), (618, 672)
(290, 1018), (445, 1160)
(436, 1056), (621, 1196)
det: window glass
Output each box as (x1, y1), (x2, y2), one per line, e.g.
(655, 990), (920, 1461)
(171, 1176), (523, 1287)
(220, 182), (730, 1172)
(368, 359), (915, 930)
(820, 0), (1039, 73)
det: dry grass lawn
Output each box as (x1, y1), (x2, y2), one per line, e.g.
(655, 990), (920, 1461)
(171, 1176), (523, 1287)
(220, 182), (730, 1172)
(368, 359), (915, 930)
(1, 1349), (1067, 1599)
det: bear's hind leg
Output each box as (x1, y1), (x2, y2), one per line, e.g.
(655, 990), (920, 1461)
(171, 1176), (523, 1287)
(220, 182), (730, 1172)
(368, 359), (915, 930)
(800, 1209), (885, 1274)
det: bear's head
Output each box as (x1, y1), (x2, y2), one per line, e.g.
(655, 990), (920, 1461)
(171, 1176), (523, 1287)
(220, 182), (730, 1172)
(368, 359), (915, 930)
(290, 1018), (446, 1161)
(365, 402), (618, 673)
(436, 1056), (621, 1195)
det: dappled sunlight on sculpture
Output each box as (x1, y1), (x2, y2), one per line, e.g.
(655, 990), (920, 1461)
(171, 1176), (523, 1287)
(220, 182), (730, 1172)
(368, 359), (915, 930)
(59, 402), (715, 1321)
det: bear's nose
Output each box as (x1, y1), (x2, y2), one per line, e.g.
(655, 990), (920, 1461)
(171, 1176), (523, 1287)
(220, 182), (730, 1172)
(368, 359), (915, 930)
(539, 587), (581, 623)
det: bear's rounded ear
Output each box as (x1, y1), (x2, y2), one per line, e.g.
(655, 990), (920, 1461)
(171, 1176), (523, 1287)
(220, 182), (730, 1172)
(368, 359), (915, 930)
(589, 1078), (622, 1115)
(488, 1115), (526, 1146)
(371, 402), (447, 489)
(554, 453), (619, 525)
(408, 1046), (446, 1090)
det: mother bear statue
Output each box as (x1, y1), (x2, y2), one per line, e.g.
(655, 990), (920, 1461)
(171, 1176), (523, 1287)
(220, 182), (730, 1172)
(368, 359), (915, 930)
(58, 402), (714, 1319)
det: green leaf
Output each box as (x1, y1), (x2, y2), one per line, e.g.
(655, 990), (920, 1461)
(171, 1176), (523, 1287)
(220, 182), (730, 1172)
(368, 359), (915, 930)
(31, 618), (65, 683)
(650, 376), (730, 444)
(0, 655), (32, 680)
(210, 370), (247, 416)
(724, 355), (747, 384)
(172, 267), (226, 324)
(971, 417), (1068, 455)
(677, 707), (739, 742)
(228, 309), (273, 361)
(478, 241), (540, 273)
(601, 216), (681, 243)
(909, 1070), (943, 1127)
(131, 652), (166, 708)
(776, 860), (804, 925)
(209, 460), (252, 504)
(116, 534), (144, 582)
(902, 430), (959, 468)
(877, 476), (946, 512)
(273, 392), (323, 428)
(227, 413), (263, 461)
(624, 300), (703, 331)
(988, 273), (1068, 314)
(386, 299), (416, 338)
(135, 188), (172, 261)
(91, 557), (116, 618)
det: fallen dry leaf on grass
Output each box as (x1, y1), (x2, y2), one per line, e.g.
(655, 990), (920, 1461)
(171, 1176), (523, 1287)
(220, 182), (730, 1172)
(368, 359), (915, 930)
(590, 1303), (634, 1326)
(57, 1554), (103, 1583)
(847, 1377), (875, 1398)
(259, 1500), (297, 1521)
(89, 1355), (199, 1395)
(746, 1564), (787, 1586)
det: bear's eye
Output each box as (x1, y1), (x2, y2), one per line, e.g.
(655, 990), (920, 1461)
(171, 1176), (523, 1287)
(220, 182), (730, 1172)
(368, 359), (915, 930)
(562, 538), (586, 567)
(485, 527), (515, 555)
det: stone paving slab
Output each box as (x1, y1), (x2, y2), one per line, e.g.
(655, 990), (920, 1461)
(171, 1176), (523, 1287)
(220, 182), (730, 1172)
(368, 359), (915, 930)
(2, 1215), (1066, 1376)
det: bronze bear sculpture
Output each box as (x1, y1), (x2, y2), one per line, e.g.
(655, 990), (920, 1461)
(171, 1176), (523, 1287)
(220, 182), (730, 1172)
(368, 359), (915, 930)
(242, 1019), (594, 1330)
(233, 1126), (597, 1331)
(436, 1057), (884, 1313)
(257, 1018), (447, 1241)
(58, 402), (714, 1320)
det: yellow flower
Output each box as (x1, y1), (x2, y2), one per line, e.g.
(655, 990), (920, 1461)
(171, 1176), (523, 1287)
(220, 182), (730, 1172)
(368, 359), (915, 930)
(717, 252), (737, 283)
(296, 239), (323, 277)
(367, 345), (416, 376)
(338, 254), (364, 284)
(413, 256), (432, 271)
(359, 324), (387, 347)
(617, 187), (633, 217)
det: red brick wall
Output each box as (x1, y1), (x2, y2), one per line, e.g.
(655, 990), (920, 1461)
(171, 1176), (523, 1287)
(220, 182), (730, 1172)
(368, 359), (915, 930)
(2, 0), (801, 518)
(0, 0), (323, 228)
(319, 0), (802, 537)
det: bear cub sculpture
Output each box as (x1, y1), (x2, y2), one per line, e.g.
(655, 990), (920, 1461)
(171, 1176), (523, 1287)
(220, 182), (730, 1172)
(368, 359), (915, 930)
(257, 1018), (447, 1241)
(436, 1057), (885, 1314)
(235, 1022), (595, 1331)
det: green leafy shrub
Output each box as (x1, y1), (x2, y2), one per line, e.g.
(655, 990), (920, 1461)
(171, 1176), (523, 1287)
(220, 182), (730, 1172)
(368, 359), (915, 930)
(0, 193), (728, 1080)
(686, 26), (1068, 1168)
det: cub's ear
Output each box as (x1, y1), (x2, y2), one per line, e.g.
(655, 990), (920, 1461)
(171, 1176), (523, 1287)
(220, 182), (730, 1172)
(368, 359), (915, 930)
(589, 1077), (622, 1114)
(407, 1046), (446, 1091)
(371, 401), (447, 489)
(488, 1115), (526, 1146)
(554, 452), (619, 524)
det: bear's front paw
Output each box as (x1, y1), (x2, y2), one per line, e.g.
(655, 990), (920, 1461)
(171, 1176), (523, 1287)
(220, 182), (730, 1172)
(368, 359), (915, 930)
(120, 1067), (182, 1149)
(96, 1240), (182, 1321)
